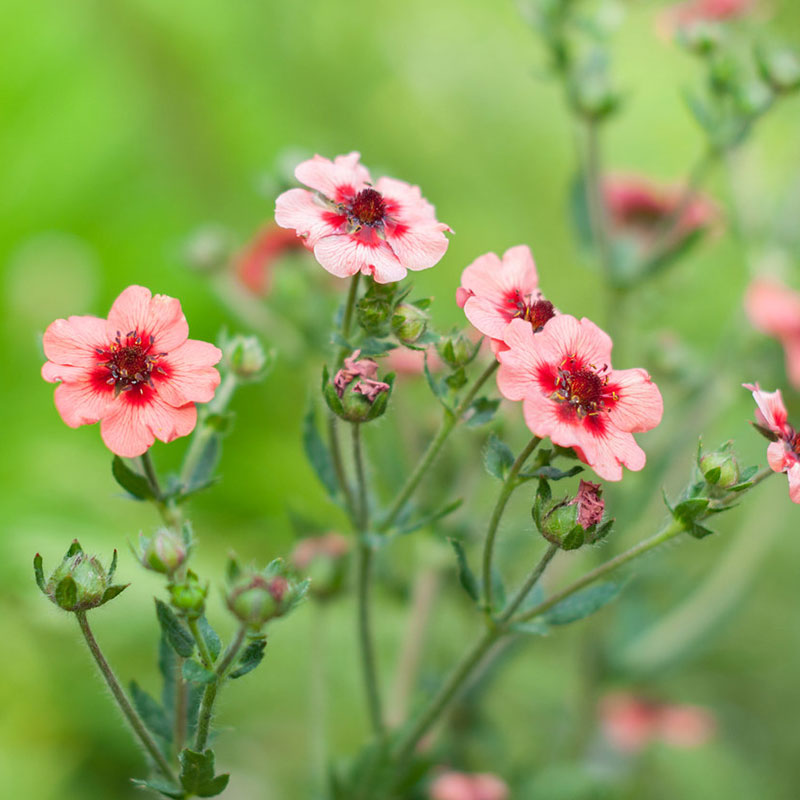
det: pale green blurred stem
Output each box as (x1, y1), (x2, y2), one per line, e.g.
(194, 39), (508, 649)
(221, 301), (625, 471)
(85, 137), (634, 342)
(194, 624), (248, 751)
(310, 604), (329, 794)
(584, 118), (612, 276)
(75, 611), (178, 783)
(481, 436), (541, 614)
(379, 360), (500, 532)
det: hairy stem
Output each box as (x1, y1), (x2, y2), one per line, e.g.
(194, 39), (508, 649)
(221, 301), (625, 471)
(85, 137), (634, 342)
(499, 543), (559, 623)
(76, 611), (177, 783)
(173, 658), (187, 757)
(188, 618), (214, 669)
(336, 272), (361, 364)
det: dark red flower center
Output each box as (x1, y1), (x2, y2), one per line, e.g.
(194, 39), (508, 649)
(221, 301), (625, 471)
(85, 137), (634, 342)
(553, 357), (609, 418)
(98, 330), (166, 396)
(507, 291), (556, 332)
(349, 188), (387, 226)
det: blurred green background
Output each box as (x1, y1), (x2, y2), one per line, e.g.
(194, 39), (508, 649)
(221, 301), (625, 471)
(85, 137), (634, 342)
(3, 0), (800, 798)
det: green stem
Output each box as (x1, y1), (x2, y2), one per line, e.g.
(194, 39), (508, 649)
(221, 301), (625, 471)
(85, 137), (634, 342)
(584, 118), (612, 276)
(379, 360), (499, 532)
(194, 625), (248, 751)
(75, 611), (177, 783)
(336, 272), (361, 364)
(141, 450), (163, 502)
(188, 618), (214, 669)
(328, 414), (356, 522)
(482, 436), (541, 614)
(173, 657), (187, 757)
(140, 451), (183, 530)
(353, 423), (368, 533)
(499, 543), (559, 623)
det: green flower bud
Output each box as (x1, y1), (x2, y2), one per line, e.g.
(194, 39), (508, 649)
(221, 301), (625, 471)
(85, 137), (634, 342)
(436, 331), (481, 369)
(534, 481), (609, 551)
(392, 303), (430, 345)
(699, 442), (740, 489)
(168, 570), (207, 619)
(35, 540), (128, 612)
(136, 528), (188, 575)
(222, 333), (270, 382)
(757, 45), (800, 94)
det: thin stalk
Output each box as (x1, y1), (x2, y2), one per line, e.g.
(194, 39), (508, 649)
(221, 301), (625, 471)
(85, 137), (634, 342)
(379, 360), (499, 532)
(140, 451), (183, 530)
(336, 272), (361, 364)
(353, 423), (368, 533)
(188, 618), (214, 668)
(499, 543), (559, 623)
(141, 451), (163, 502)
(584, 118), (612, 276)
(173, 658), (188, 757)
(328, 414), (356, 521)
(482, 437), (541, 613)
(75, 611), (177, 783)
(194, 625), (248, 751)
(310, 604), (328, 794)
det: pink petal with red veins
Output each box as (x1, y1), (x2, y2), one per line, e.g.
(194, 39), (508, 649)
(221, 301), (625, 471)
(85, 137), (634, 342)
(787, 462), (800, 503)
(465, 298), (515, 341)
(384, 219), (450, 271)
(53, 370), (114, 427)
(42, 314), (108, 367)
(496, 319), (548, 401)
(274, 188), (345, 247)
(542, 315), (613, 369)
(374, 176), (442, 223)
(154, 339), (222, 407)
(607, 368), (663, 433)
(295, 152), (371, 202)
(456, 286), (473, 308)
(745, 278), (800, 338)
(744, 383), (789, 436)
(42, 361), (85, 383)
(587, 426), (646, 481)
(313, 235), (406, 284)
(107, 286), (189, 352)
(767, 441), (789, 473)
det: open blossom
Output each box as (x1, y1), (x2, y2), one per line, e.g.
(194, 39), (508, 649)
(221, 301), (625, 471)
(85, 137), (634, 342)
(744, 383), (800, 502)
(42, 285), (222, 458)
(456, 245), (556, 352)
(429, 771), (509, 800)
(497, 315), (663, 481)
(745, 278), (800, 389)
(235, 223), (309, 296)
(604, 174), (717, 253)
(275, 152), (451, 284)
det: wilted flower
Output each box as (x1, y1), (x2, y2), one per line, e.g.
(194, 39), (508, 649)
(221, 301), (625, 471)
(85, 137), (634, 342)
(41, 285), (222, 458)
(498, 315), (663, 481)
(570, 480), (605, 528)
(334, 351), (390, 403)
(744, 278), (800, 389)
(743, 383), (800, 502)
(429, 771), (509, 800)
(275, 152), (451, 284)
(325, 350), (393, 423)
(235, 223), (309, 296)
(535, 480), (609, 550)
(457, 245), (556, 353)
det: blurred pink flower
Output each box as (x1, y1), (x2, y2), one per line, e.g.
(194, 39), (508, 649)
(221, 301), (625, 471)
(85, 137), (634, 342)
(599, 692), (716, 754)
(743, 382), (800, 502)
(429, 771), (509, 800)
(456, 245), (556, 351)
(383, 346), (444, 376)
(41, 285), (221, 458)
(497, 315), (663, 481)
(745, 278), (800, 389)
(667, 0), (755, 27)
(604, 174), (717, 252)
(275, 152), (451, 284)
(235, 223), (309, 296)
(291, 532), (350, 570)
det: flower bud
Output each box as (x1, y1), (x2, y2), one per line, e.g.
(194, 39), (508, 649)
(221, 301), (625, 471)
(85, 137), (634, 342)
(677, 22), (722, 57)
(168, 570), (207, 619)
(324, 351), (393, 423)
(392, 302), (430, 345)
(222, 333), (270, 382)
(356, 281), (398, 336)
(183, 225), (234, 274)
(35, 540), (128, 612)
(136, 528), (188, 575)
(534, 481), (609, 550)
(698, 441), (740, 489)
(291, 533), (350, 601)
(436, 331), (480, 369)
(571, 77), (621, 121)
(757, 45), (800, 94)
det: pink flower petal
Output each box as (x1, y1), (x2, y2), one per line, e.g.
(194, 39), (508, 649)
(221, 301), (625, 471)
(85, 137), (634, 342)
(295, 152), (371, 202)
(787, 462), (800, 504)
(496, 319), (549, 401)
(53, 370), (114, 427)
(543, 314), (613, 368)
(153, 339), (222, 407)
(767, 441), (789, 473)
(745, 278), (800, 339)
(42, 315), (108, 367)
(743, 382), (789, 437)
(313, 235), (406, 284)
(374, 176), (441, 223)
(106, 285), (189, 353)
(385, 219), (450, 271)
(607, 368), (664, 433)
(274, 188), (345, 247)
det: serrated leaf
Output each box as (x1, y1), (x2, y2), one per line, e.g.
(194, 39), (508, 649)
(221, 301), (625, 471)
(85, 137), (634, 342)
(395, 498), (463, 535)
(179, 748), (215, 792)
(302, 404), (339, 499)
(197, 616), (221, 662)
(182, 659), (216, 685)
(55, 576), (77, 609)
(129, 681), (172, 746)
(112, 456), (155, 501)
(155, 599), (195, 658)
(229, 638), (267, 679)
(544, 582), (622, 626)
(33, 554), (45, 593)
(484, 434), (514, 480)
(448, 538), (480, 603)
(465, 397), (500, 428)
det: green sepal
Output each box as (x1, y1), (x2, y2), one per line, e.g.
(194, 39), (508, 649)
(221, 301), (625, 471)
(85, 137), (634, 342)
(108, 549), (118, 582)
(532, 478), (552, 531)
(225, 556), (242, 584)
(229, 637), (267, 679)
(100, 584), (129, 605)
(55, 576), (78, 610)
(484, 434), (514, 480)
(448, 538), (480, 603)
(33, 554), (46, 593)
(560, 526), (585, 551)
(65, 539), (83, 558)
(182, 659), (217, 686)
(155, 599), (195, 658)
(112, 456), (155, 501)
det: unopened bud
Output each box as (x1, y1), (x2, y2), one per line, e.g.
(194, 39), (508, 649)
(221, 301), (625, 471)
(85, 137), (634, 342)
(757, 45), (800, 94)
(168, 570), (207, 619)
(137, 528), (188, 575)
(436, 331), (480, 369)
(535, 481), (608, 551)
(223, 333), (270, 381)
(392, 303), (430, 345)
(356, 281), (398, 336)
(698, 442), (740, 489)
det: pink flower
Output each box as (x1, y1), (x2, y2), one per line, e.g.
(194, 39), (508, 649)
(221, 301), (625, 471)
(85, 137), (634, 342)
(42, 286), (222, 458)
(658, 705), (716, 748)
(334, 350), (390, 403)
(604, 174), (717, 253)
(429, 771), (509, 800)
(275, 152), (451, 284)
(744, 382), (800, 502)
(291, 532), (350, 571)
(497, 315), (663, 481)
(383, 346), (444, 376)
(457, 245), (556, 352)
(667, 0), (754, 27)
(235, 223), (309, 296)
(745, 278), (800, 389)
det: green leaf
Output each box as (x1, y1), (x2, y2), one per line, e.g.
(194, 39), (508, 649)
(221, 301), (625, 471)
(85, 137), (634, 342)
(673, 498), (710, 526)
(131, 778), (184, 798)
(423, 352), (449, 405)
(490, 567), (506, 609)
(197, 616), (221, 662)
(510, 619), (550, 636)
(182, 659), (216, 685)
(544, 582), (622, 626)
(129, 681), (172, 747)
(520, 464), (583, 482)
(484, 434), (514, 480)
(357, 337), (398, 356)
(55, 576), (77, 609)
(33, 554), (45, 593)
(155, 599), (195, 658)
(229, 638), (267, 679)
(112, 456), (155, 501)
(302, 404), (339, 499)
(395, 498), (463, 535)
(158, 633), (177, 716)
(196, 774), (230, 797)
(179, 748), (216, 793)
(688, 522), (715, 539)
(465, 397), (500, 427)
(183, 435), (221, 494)
(448, 538), (480, 603)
